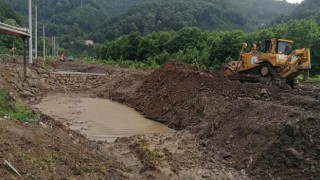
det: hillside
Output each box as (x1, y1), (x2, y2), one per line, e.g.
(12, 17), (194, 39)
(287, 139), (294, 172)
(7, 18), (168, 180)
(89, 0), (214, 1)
(5, 0), (151, 55)
(230, 0), (297, 27)
(0, 0), (23, 54)
(6, 0), (296, 42)
(92, 0), (248, 42)
(0, 0), (21, 24)
(275, 0), (320, 24)
(92, 0), (297, 42)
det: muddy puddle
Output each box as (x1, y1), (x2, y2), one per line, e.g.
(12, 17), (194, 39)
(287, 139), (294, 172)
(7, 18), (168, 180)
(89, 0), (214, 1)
(34, 94), (173, 142)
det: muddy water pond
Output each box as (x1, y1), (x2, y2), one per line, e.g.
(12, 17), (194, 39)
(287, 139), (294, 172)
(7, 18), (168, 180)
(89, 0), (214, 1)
(34, 94), (173, 142)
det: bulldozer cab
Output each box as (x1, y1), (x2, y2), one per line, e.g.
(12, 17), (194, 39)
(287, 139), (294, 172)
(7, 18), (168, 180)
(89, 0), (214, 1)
(261, 38), (293, 55)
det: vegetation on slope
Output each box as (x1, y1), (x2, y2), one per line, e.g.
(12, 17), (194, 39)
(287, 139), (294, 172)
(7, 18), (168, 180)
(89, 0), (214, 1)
(0, 0), (24, 54)
(96, 19), (320, 74)
(275, 0), (320, 24)
(5, 0), (296, 56)
(0, 0), (22, 24)
(92, 0), (248, 41)
(0, 88), (39, 122)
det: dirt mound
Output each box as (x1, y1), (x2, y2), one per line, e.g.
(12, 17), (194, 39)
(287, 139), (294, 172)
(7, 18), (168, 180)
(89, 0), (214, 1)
(114, 60), (320, 179)
(0, 115), (125, 179)
(129, 60), (280, 127)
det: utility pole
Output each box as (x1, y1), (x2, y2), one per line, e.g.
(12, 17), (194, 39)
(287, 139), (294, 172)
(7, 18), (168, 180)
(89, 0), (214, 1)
(35, 6), (38, 59)
(56, 43), (59, 55)
(52, 36), (54, 56)
(28, 0), (33, 64)
(12, 42), (15, 56)
(43, 24), (45, 61)
(81, 0), (83, 6)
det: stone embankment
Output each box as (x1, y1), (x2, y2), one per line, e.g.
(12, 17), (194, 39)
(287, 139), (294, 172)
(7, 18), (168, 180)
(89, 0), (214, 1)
(0, 64), (109, 103)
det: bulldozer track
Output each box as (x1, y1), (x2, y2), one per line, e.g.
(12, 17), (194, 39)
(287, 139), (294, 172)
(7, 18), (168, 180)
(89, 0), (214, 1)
(234, 61), (283, 85)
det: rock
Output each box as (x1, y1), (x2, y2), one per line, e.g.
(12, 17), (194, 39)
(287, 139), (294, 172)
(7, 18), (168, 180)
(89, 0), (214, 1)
(226, 172), (234, 179)
(284, 121), (295, 137)
(220, 151), (232, 159)
(40, 74), (50, 78)
(8, 92), (16, 100)
(201, 171), (211, 178)
(29, 97), (36, 102)
(36, 68), (48, 74)
(40, 78), (46, 83)
(285, 148), (303, 161)
(254, 95), (261, 100)
(197, 170), (211, 178)
(39, 122), (47, 128)
(205, 163), (215, 169)
(240, 169), (247, 176)
(26, 79), (36, 87)
(10, 72), (19, 78)
(86, 85), (92, 90)
(260, 88), (270, 97)
(21, 90), (34, 97)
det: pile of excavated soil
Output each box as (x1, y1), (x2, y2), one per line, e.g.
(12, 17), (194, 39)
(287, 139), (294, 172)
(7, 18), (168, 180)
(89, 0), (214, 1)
(0, 115), (125, 179)
(111, 60), (320, 179)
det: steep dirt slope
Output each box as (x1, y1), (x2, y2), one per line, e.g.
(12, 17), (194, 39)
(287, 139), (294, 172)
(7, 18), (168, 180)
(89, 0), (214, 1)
(110, 60), (320, 179)
(0, 115), (125, 179)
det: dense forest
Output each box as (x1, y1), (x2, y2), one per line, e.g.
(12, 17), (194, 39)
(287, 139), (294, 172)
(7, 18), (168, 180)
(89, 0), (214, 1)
(96, 19), (320, 74)
(92, 0), (249, 41)
(92, 0), (297, 41)
(0, 0), (23, 54)
(275, 0), (320, 24)
(4, 0), (296, 55)
(0, 0), (21, 24)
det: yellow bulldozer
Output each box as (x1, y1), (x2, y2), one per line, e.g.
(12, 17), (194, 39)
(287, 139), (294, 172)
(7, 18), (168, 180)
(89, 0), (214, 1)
(223, 38), (311, 87)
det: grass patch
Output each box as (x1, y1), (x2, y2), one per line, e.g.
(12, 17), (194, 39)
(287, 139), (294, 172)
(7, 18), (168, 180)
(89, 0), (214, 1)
(129, 140), (164, 172)
(306, 75), (320, 84)
(297, 75), (320, 84)
(0, 88), (40, 123)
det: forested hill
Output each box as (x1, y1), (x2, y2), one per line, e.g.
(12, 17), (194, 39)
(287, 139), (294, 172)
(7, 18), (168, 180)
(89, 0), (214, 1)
(92, 0), (297, 41)
(92, 0), (248, 41)
(275, 0), (320, 24)
(229, 0), (297, 26)
(0, 0), (21, 24)
(4, 0), (297, 55)
(6, 0), (297, 38)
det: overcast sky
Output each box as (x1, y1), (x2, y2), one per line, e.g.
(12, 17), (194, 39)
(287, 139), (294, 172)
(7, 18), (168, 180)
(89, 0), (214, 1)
(286, 0), (304, 3)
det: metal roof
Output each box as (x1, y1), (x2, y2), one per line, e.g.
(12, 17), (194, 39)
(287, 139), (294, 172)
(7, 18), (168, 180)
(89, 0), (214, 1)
(0, 22), (29, 38)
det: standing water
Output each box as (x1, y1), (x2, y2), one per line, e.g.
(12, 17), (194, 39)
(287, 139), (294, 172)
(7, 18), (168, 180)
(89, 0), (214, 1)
(34, 94), (173, 142)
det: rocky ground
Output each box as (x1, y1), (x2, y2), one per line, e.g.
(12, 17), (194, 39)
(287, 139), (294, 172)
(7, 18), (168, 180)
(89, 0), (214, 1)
(0, 56), (319, 179)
